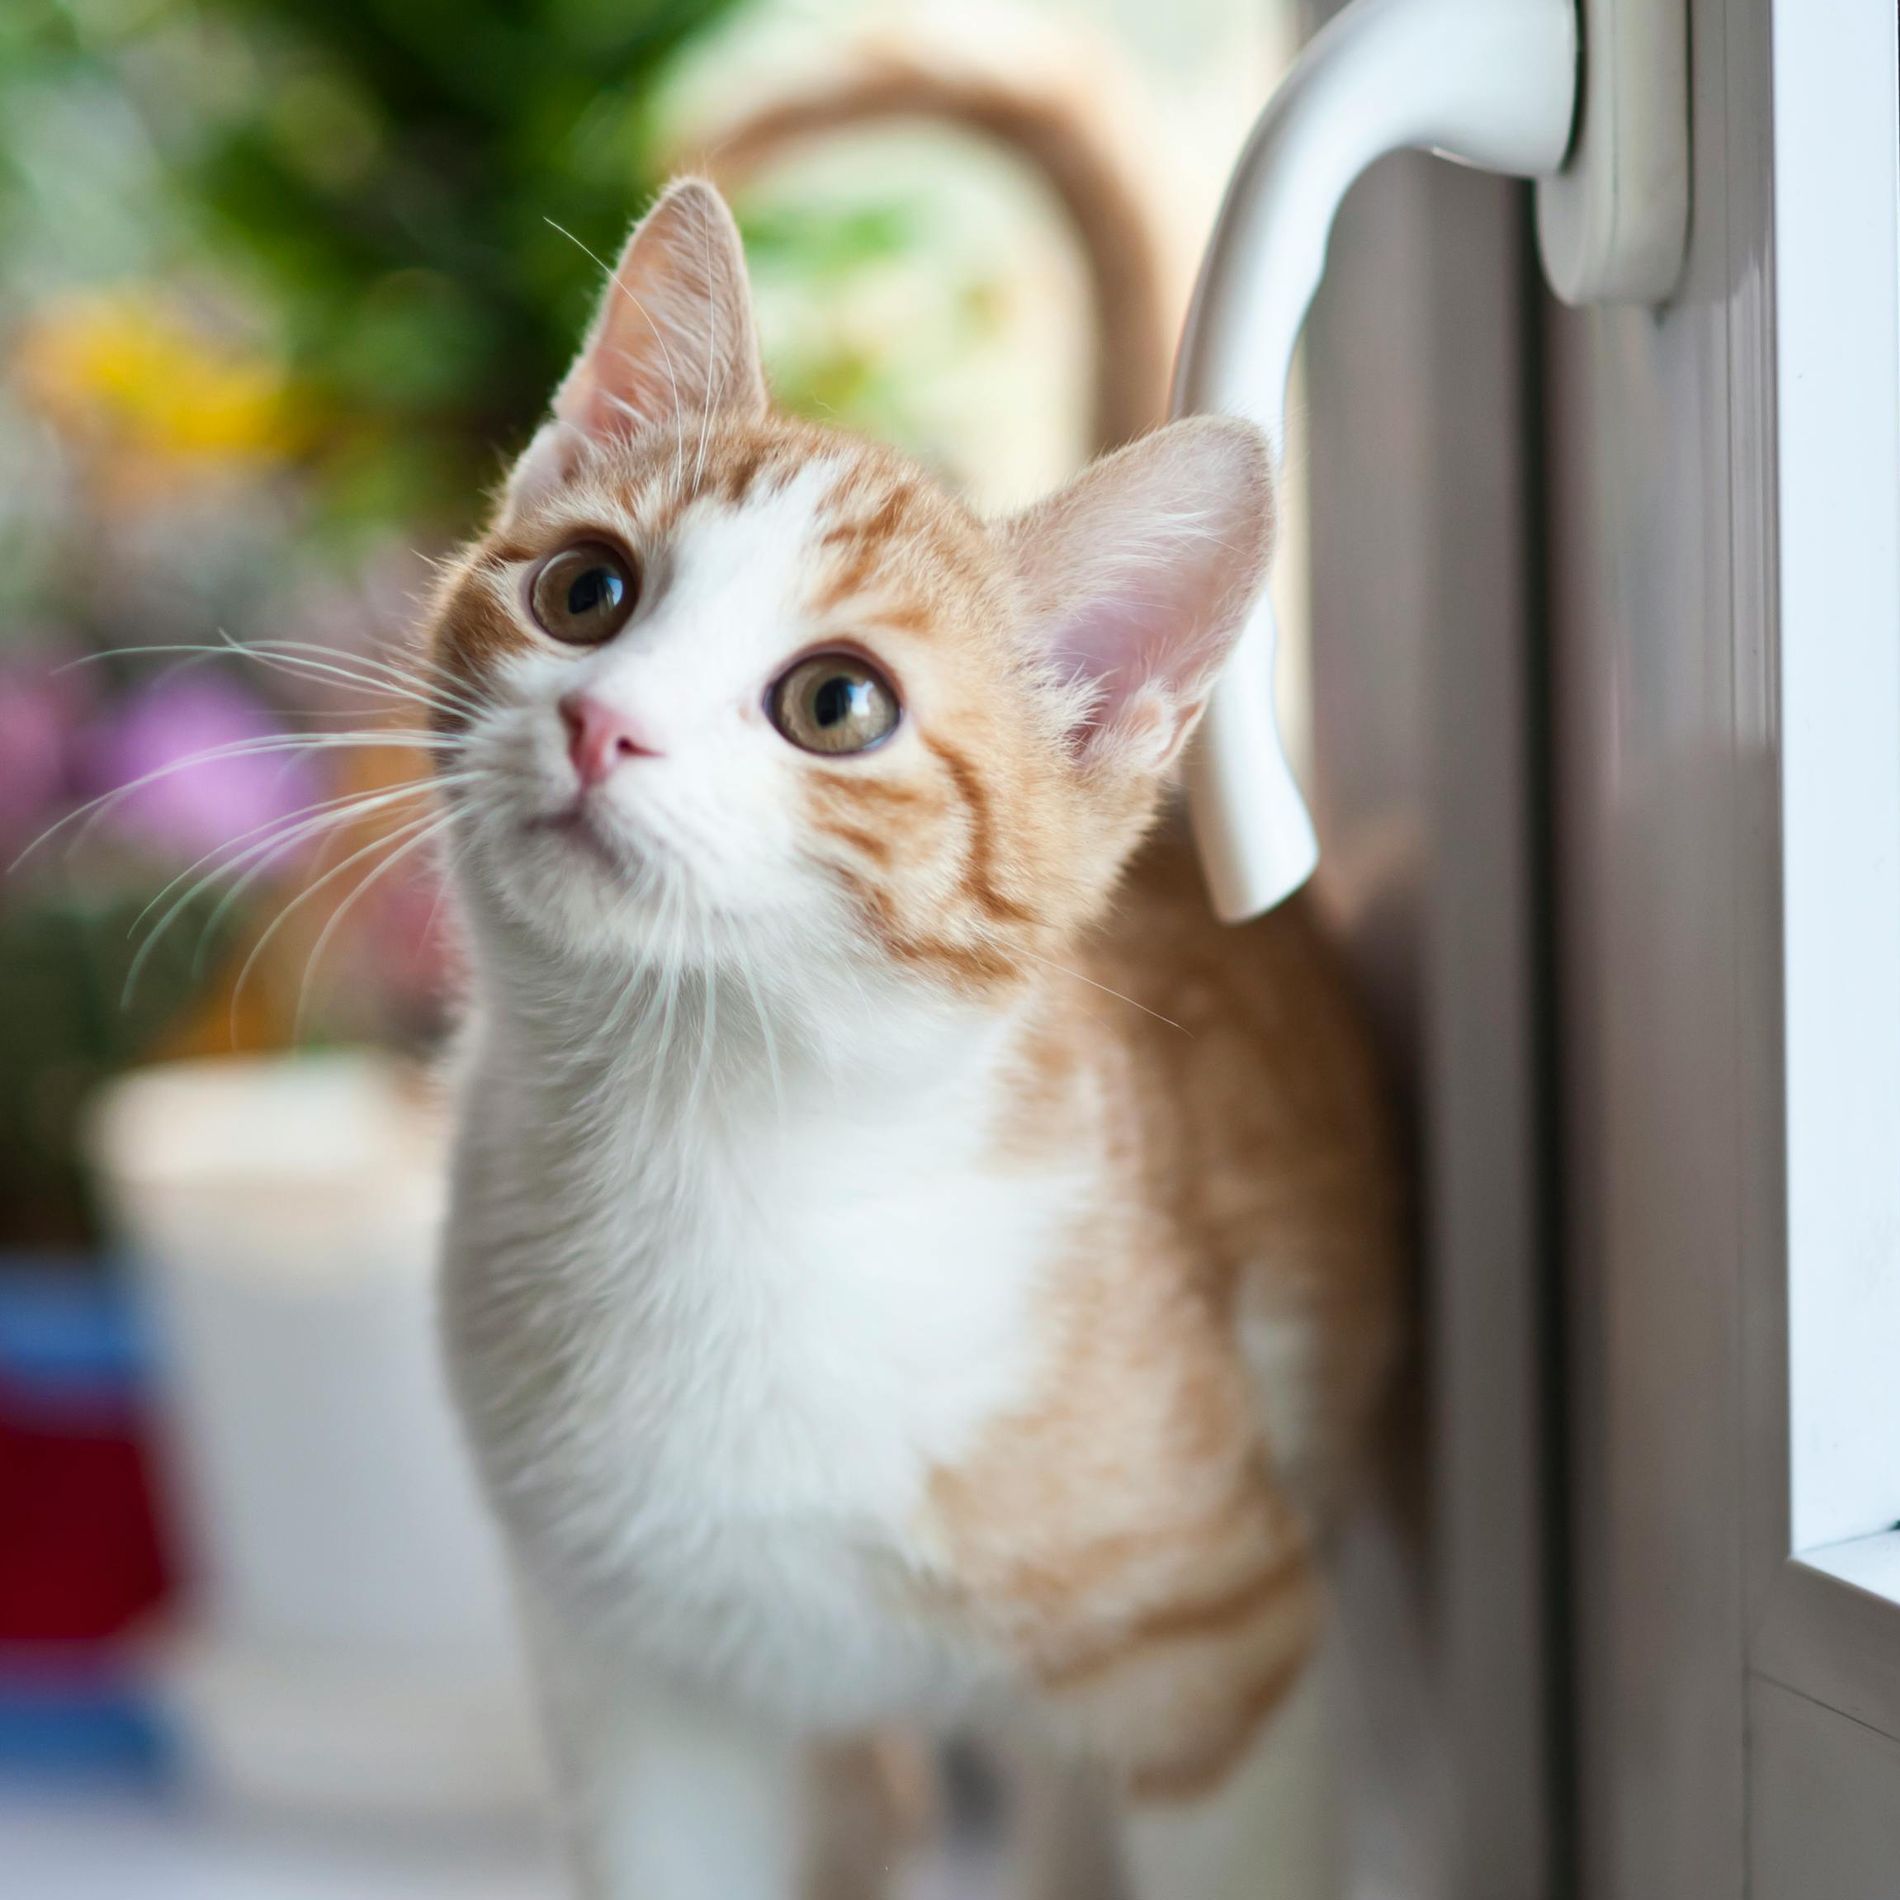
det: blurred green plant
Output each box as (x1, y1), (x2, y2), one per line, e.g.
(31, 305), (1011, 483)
(196, 0), (757, 532)
(1, 0), (745, 546)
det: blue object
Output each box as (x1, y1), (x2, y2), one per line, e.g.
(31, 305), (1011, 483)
(0, 1664), (170, 1784)
(0, 1255), (150, 1411)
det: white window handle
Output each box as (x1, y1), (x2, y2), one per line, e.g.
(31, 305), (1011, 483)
(1178, 0), (1687, 921)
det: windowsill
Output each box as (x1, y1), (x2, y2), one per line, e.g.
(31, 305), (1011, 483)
(1800, 1529), (1900, 1609)
(1752, 1533), (1900, 1751)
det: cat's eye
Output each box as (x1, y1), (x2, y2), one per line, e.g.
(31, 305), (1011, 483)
(768, 653), (901, 755)
(530, 541), (639, 645)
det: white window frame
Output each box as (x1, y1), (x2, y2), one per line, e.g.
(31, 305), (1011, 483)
(1749, 0), (1900, 1746)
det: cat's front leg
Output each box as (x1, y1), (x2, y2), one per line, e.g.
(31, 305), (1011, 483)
(1115, 1656), (1339, 1900)
(526, 1611), (806, 1900)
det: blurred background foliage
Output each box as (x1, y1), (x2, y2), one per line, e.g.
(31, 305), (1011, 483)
(4, 0), (741, 546)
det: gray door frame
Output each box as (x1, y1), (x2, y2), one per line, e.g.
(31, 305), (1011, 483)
(1297, 17), (1558, 1886)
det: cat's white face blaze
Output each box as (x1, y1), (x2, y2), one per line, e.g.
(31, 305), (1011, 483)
(445, 457), (895, 959)
(422, 177), (1273, 1001)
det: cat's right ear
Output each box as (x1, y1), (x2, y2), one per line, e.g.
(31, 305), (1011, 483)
(504, 178), (768, 516)
(1004, 416), (1273, 779)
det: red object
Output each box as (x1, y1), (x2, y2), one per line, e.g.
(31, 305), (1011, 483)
(0, 1396), (172, 1644)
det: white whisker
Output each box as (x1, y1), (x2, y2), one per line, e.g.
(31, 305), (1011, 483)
(60, 635), (490, 729)
(1016, 945), (1190, 1035)
(228, 805), (449, 1038)
(294, 808), (459, 1037)
(121, 776), (472, 1002)
(12, 729), (457, 872)
(130, 775), (453, 941)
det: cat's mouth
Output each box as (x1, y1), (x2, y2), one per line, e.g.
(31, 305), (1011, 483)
(524, 801), (634, 875)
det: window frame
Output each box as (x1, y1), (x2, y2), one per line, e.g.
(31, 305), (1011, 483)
(1747, 0), (1900, 1749)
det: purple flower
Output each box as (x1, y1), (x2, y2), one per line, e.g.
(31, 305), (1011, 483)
(81, 672), (321, 863)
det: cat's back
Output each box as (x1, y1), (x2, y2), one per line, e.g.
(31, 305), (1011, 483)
(1086, 832), (1404, 1515)
(970, 826), (1404, 1527)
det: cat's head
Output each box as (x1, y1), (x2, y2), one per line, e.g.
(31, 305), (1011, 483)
(423, 179), (1271, 1001)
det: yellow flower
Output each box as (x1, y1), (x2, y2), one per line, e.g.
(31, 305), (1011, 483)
(13, 289), (302, 490)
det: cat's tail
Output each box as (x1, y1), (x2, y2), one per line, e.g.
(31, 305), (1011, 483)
(665, 36), (1181, 455)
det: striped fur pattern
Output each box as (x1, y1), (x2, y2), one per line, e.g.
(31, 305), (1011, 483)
(429, 180), (1402, 1900)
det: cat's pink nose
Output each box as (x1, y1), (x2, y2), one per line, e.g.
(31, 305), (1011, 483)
(559, 692), (658, 788)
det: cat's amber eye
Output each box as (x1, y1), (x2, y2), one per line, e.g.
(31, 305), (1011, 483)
(529, 541), (639, 645)
(768, 653), (901, 756)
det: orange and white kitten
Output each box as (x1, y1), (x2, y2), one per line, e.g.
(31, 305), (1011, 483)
(428, 180), (1401, 1900)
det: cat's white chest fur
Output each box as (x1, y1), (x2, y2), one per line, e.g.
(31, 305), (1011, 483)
(441, 1002), (1073, 1726)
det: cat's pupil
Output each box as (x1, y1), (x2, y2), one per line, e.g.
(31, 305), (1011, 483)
(813, 676), (859, 728)
(567, 567), (622, 617)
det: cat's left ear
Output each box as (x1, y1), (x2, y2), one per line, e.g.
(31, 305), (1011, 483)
(1004, 417), (1272, 776)
(505, 178), (766, 513)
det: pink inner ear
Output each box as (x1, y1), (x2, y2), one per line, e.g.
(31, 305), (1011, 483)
(557, 360), (630, 443)
(562, 350), (690, 447)
(551, 180), (766, 449)
(1046, 562), (1246, 775)
(1012, 419), (1273, 755)
(1048, 569), (1216, 715)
